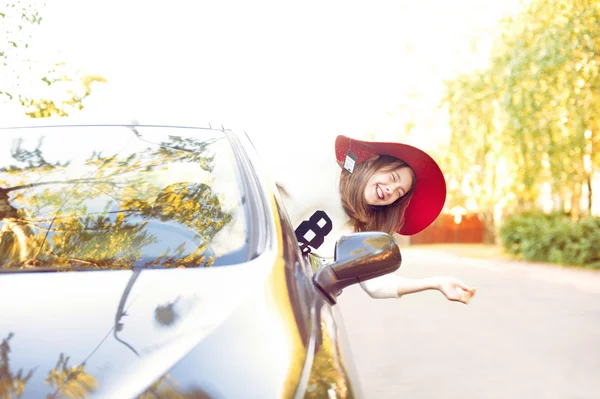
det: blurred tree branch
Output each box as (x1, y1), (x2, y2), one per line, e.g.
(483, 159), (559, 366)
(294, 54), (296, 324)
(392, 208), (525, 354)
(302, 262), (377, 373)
(1, 0), (107, 118)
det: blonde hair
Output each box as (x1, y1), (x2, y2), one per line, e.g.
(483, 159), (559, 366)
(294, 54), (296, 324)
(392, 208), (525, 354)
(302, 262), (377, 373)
(339, 155), (415, 235)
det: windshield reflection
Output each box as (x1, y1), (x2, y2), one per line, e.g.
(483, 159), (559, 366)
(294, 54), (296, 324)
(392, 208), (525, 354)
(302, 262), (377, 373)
(0, 126), (248, 271)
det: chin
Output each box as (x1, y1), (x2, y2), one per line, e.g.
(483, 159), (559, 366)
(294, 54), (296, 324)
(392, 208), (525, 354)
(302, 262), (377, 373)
(365, 198), (381, 207)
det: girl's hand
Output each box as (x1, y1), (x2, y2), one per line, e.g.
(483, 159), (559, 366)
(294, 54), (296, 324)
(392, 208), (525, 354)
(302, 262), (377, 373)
(435, 277), (477, 304)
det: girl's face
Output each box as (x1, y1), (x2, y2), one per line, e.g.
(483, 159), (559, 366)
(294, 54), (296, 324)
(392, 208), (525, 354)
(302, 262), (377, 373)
(364, 165), (414, 206)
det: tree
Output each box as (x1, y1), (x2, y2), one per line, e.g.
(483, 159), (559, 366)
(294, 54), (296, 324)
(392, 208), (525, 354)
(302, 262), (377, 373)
(1, 0), (44, 102)
(19, 67), (107, 118)
(442, 66), (511, 243)
(497, 0), (599, 217)
(1, 0), (106, 117)
(443, 0), (600, 239)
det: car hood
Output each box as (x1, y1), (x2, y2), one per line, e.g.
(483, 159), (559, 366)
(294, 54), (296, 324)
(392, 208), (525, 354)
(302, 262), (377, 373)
(0, 251), (308, 398)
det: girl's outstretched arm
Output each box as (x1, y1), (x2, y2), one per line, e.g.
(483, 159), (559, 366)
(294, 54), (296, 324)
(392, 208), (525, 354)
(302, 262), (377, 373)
(359, 274), (476, 304)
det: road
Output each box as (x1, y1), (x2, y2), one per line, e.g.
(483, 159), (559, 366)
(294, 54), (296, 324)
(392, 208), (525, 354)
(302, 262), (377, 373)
(337, 248), (600, 399)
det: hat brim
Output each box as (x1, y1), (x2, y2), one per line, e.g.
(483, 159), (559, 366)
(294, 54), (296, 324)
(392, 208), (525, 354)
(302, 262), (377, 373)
(335, 135), (446, 235)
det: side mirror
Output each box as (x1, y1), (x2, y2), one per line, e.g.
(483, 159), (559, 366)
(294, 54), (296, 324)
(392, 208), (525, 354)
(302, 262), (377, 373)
(312, 231), (402, 304)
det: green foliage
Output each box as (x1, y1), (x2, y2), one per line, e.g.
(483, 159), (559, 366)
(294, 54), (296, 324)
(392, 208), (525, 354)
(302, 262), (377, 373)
(19, 72), (107, 118)
(1, 1), (106, 117)
(0, 0), (44, 101)
(443, 0), (600, 237)
(500, 212), (600, 267)
(495, 0), (600, 209)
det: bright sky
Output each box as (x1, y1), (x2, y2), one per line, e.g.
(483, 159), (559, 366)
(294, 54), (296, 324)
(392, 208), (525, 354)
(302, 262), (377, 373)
(7, 0), (524, 163)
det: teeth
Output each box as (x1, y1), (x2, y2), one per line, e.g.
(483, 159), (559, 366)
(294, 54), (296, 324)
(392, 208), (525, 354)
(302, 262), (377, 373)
(377, 186), (383, 199)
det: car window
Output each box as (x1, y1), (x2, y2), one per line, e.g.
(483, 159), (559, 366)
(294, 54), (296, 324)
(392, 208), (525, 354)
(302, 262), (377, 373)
(0, 125), (249, 270)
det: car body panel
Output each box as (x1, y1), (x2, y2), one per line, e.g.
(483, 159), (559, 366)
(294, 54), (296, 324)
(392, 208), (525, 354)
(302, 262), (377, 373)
(0, 124), (363, 398)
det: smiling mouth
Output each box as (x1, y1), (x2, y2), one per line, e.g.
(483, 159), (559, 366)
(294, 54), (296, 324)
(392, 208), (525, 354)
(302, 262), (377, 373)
(376, 185), (384, 200)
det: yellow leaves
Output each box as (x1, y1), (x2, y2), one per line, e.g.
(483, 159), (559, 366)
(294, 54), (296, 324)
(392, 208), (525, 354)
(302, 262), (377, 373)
(115, 212), (125, 225)
(79, 74), (107, 95)
(45, 354), (97, 399)
(137, 374), (191, 399)
(17, 68), (107, 119)
(1, 131), (236, 270)
(444, 0), (600, 214)
(0, 333), (34, 399)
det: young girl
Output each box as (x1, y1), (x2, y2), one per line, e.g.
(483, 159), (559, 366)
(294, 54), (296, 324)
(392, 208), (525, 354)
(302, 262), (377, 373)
(277, 134), (476, 304)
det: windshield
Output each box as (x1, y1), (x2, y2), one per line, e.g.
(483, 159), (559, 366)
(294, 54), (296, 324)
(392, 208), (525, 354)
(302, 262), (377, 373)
(0, 125), (249, 270)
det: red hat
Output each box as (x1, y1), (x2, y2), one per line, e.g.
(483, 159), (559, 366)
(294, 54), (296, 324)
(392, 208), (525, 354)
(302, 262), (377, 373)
(335, 135), (446, 236)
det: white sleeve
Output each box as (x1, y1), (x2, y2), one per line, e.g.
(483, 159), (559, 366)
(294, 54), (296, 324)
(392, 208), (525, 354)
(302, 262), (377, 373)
(359, 274), (405, 299)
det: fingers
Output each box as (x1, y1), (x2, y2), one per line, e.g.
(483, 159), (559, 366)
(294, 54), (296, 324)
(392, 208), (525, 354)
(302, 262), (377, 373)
(460, 287), (476, 303)
(457, 281), (474, 292)
(452, 286), (476, 304)
(440, 278), (477, 304)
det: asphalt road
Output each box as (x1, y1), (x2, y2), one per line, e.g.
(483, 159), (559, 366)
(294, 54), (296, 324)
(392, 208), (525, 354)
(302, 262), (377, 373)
(337, 248), (600, 399)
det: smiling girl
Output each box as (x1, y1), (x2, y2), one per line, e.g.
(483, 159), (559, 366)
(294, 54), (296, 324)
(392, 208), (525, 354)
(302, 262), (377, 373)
(277, 134), (476, 304)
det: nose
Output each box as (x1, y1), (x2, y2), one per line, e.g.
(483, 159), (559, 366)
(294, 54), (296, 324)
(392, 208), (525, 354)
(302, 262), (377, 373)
(385, 181), (401, 195)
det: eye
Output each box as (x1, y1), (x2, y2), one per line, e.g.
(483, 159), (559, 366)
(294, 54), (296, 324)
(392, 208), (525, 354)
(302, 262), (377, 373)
(391, 173), (396, 182)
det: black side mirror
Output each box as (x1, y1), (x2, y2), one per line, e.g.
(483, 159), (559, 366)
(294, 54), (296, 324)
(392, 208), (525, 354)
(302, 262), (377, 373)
(312, 232), (402, 304)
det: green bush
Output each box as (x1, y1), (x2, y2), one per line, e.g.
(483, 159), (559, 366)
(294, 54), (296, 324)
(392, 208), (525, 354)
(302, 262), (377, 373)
(499, 212), (600, 268)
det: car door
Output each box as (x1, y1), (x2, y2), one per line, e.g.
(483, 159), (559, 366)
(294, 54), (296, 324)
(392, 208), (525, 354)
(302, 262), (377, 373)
(271, 193), (363, 399)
